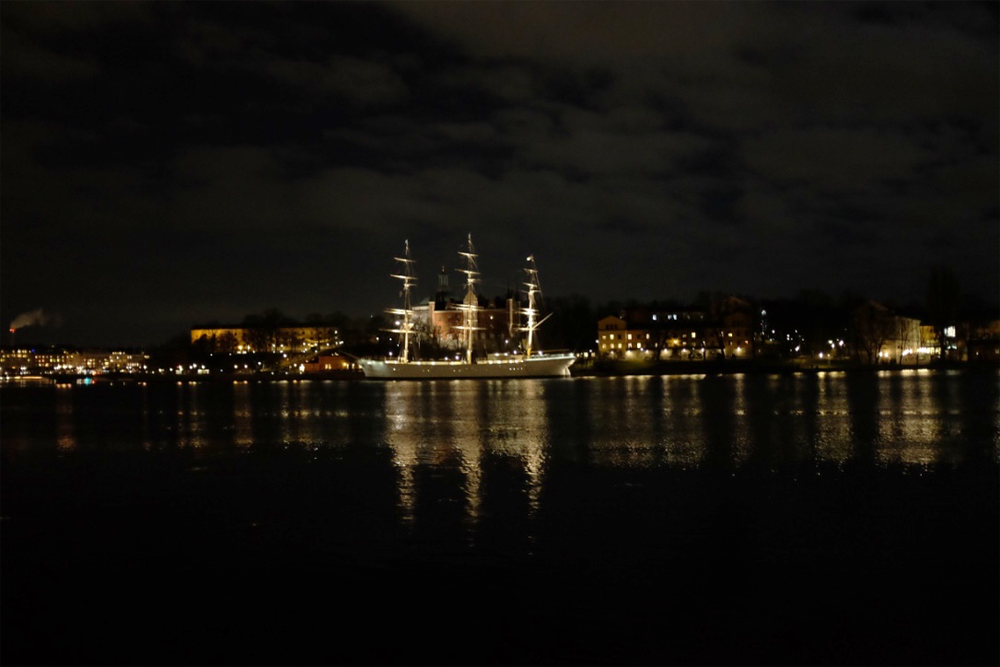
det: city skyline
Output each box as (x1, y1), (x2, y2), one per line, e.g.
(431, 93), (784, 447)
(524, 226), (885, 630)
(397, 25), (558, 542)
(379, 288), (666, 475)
(2, 1), (997, 346)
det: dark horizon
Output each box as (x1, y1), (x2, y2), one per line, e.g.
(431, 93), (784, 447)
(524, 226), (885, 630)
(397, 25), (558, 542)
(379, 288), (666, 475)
(2, 2), (997, 347)
(4, 278), (997, 351)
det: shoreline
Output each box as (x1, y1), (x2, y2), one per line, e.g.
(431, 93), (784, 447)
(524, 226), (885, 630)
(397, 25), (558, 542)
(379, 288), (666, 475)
(570, 358), (995, 377)
(1, 361), (995, 385)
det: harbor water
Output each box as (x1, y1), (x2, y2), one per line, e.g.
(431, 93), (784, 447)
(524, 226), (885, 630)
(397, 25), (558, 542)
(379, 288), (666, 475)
(2, 370), (998, 664)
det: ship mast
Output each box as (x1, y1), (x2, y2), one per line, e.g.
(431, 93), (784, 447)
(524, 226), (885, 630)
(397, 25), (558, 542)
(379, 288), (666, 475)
(386, 240), (416, 363)
(519, 254), (551, 357)
(454, 234), (483, 364)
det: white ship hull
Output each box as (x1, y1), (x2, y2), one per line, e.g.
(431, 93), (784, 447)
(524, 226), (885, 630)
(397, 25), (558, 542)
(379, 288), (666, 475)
(359, 354), (576, 379)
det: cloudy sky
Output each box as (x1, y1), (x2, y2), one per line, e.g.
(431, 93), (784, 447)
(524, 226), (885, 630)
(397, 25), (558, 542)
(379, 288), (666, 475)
(2, 1), (997, 346)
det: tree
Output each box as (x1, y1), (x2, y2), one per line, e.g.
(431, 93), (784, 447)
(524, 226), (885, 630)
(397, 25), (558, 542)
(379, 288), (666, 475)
(926, 266), (960, 361)
(850, 301), (893, 365)
(893, 317), (915, 364)
(217, 331), (238, 354)
(543, 294), (594, 353)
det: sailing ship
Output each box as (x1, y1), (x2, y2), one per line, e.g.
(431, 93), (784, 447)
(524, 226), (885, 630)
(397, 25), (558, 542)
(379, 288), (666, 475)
(358, 235), (576, 379)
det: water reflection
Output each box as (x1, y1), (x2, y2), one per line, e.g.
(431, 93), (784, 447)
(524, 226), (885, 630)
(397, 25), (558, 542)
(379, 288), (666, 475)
(382, 380), (551, 541)
(233, 381), (254, 448)
(2, 372), (998, 513)
(663, 375), (708, 467)
(55, 384), (75, 451)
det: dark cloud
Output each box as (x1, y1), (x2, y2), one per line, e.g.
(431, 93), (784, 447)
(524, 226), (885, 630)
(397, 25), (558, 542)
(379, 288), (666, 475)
(0, 1), (996, 346)
(0, 27), (99, 80)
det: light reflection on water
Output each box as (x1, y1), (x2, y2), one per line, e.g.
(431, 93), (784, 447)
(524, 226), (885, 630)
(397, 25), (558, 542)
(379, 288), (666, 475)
(55, 384), (74, 452)
(3, 371), (996, 667)
(383, 381), (550, 532)
(2, 372), (998, 526)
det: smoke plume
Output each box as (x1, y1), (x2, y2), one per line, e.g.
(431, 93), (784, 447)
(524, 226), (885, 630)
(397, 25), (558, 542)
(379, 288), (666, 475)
(9, 308), (62, 330)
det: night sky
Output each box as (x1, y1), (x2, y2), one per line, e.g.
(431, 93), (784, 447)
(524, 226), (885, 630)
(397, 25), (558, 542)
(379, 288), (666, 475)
(2, 1), (997, 346)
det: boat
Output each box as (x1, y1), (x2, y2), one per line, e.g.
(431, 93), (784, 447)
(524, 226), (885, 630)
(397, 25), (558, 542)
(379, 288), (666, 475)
(358, 235), (576, 379)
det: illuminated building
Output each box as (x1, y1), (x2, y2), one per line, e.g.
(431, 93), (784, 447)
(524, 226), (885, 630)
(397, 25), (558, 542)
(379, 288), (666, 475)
(302, 354), (357, 372)
(967, 320), (1000, 363)
(597, 315), (652, 358)
(599, 297), (756, 361)
(881, 315), (923, 364)
(597, 315), (626, 357)
(190, 325), (342, 354)
(0, 348), (149, 376)
(409, 295), (521, 355)
(851, 302), (930, 365)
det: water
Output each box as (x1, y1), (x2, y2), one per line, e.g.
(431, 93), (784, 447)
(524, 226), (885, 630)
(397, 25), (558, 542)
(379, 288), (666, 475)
(2, 371), (998, 664)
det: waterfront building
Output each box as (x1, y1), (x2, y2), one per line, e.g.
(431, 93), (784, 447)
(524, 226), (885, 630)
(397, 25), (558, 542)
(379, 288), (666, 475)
(967, 320), (1000, 363)
(597, 315), (626, 357)
(712, 296), (755, 359)
(881, 315), (924, 364)
(0, 348), (69, 375)
(190, 325), (342, 354)
(851, 302), (933, 365)
(0, 348), (149, 376)
(599, 296), (757, 361)
(302, 354), (358, 373)
(412, 296), (517, 353)
(597, 315), (655, 359)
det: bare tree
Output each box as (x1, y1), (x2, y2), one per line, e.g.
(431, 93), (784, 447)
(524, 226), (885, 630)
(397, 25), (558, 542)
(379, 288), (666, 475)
(892, 316), (918, 364)
(850, 301), (893, 365)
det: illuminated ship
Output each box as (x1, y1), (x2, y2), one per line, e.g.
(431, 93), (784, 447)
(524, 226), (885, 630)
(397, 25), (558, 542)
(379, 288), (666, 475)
(358, 235), (576, 379)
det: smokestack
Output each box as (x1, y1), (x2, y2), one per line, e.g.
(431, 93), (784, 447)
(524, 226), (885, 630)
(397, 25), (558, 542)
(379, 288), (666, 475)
(8, 328), (14, 347)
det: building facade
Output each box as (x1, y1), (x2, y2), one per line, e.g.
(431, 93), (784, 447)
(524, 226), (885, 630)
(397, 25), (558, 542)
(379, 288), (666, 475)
(190, 325), (342, 354)
(0, 348), (149, 376)
(598, 297), (757, 361)
(597, 315), (654, 358)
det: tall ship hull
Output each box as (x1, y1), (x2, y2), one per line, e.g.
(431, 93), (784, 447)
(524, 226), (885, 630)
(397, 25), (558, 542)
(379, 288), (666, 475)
(359, 354), (575, 379)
